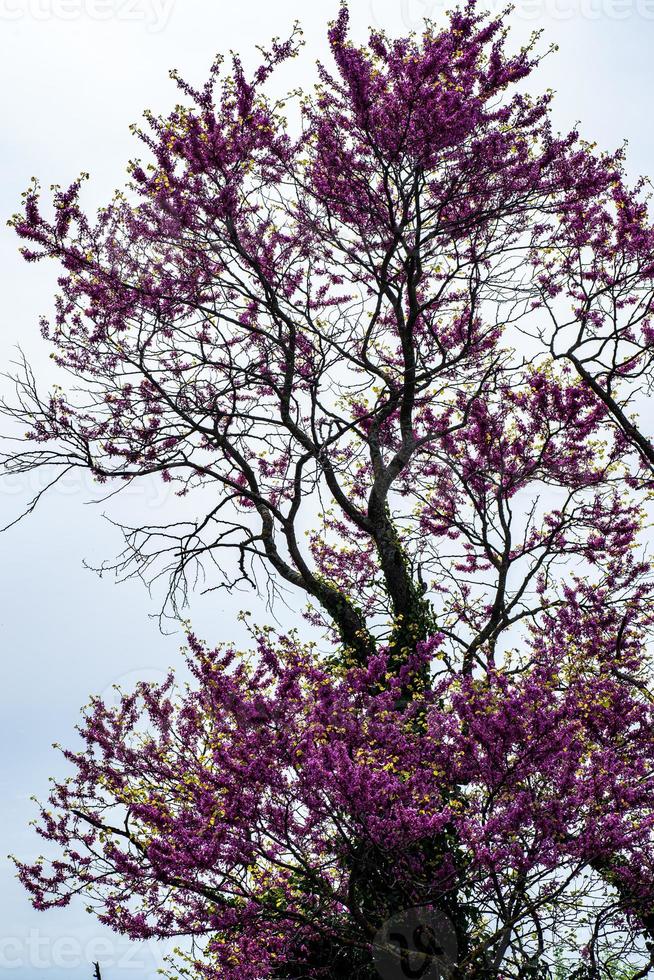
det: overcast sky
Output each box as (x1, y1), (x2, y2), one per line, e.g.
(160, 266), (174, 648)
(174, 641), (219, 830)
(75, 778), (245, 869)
(1, 1), (653, 978)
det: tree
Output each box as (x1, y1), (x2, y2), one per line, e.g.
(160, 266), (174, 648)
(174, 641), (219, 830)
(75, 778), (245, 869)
(5, 3), (654, 977)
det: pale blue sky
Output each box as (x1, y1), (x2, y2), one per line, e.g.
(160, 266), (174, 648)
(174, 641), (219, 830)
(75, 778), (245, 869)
(0, 1), (653, 978)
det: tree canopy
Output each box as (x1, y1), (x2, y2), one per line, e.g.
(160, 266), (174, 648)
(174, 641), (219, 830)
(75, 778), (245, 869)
(5, 3), (654, 977)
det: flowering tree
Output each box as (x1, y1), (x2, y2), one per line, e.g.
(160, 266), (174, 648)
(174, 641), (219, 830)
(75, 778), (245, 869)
(5, 2), (654, 977)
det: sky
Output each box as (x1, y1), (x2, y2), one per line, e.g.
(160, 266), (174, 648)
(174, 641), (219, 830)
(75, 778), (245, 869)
(0, 1), (653, 978)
